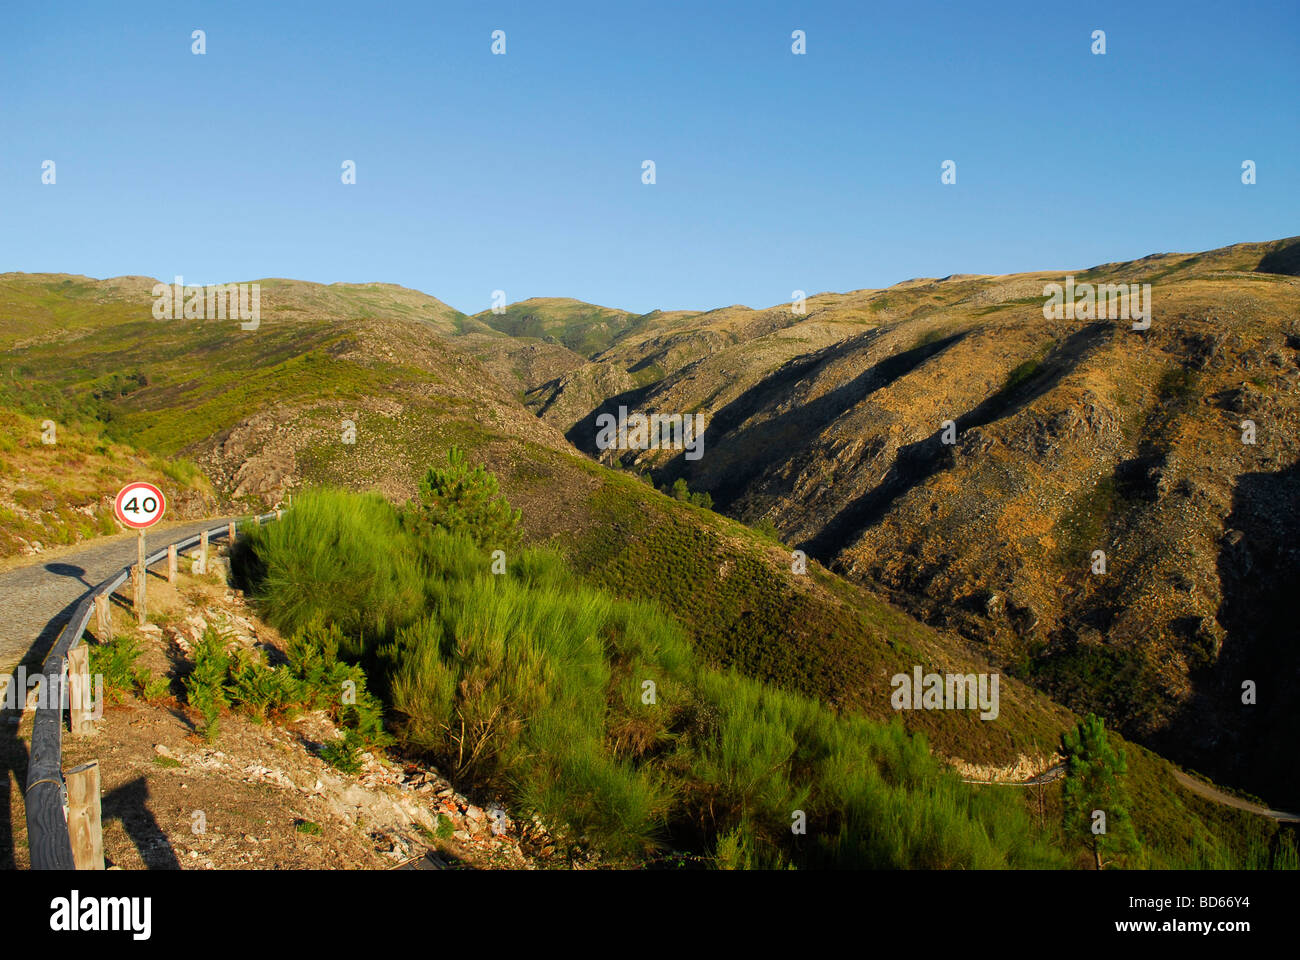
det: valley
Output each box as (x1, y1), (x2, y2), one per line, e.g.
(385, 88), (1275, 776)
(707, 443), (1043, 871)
(1, 235), (1296, 869)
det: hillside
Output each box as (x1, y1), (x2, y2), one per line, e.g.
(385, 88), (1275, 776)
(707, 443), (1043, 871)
(0, 245), (1294, 867)
(0, 270), (1074, 772)
(0, 405), (215, 561)
(525, 236), (1300, 808)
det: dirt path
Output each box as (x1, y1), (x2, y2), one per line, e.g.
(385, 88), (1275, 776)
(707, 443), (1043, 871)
(965, 760), (1299, 824)
(1171, 770), (1300, 823)
(0, 517), (238, 674)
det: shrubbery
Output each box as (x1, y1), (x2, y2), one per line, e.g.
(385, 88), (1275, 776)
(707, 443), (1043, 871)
(233, 458), (1064, 868)
(182, 622), (388, 761)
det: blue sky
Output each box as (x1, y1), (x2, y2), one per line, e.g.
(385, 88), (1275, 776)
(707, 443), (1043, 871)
(1, 0), (1296, 315)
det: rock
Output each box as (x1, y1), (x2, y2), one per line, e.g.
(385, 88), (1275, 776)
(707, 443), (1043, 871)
(154, 744), (174, 758)
(983, 592), (1003, 618)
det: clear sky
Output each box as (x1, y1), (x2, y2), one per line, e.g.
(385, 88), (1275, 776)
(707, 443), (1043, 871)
(1, 0), (1296, 315)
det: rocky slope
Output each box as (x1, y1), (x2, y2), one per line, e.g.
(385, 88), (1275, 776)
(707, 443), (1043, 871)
(3, 239), (1295, 809)
(525, 237), (1300, 806)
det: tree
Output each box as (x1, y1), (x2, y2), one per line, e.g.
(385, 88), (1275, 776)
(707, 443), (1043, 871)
(668, 478), (712, 509)
(1060, 713), (1139, 869)
(408, 445), (522, 551)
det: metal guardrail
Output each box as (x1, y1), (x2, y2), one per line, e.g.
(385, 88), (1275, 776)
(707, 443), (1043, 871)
(24, 511), (280, 870)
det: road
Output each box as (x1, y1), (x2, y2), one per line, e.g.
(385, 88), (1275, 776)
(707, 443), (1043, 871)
(965, 761), (1299, 824)
(0, 518), (238, 675)
(1171, 770), (1300, 823)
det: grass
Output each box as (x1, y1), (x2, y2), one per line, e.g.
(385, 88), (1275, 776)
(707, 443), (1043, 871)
(1156, 365), (1200, 403)
(235, 478), (1293, 870)
(0, 404), (213, 557)
(235, 486), (1067, 868)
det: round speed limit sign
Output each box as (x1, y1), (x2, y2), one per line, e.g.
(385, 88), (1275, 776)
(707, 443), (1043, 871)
(114, 481), (167, 529)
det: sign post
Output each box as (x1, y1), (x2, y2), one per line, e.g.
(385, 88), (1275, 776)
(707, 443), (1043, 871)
(113, 482), (166, 626)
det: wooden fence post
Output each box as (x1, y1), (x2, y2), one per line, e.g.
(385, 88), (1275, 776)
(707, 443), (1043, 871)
(129, 566), (141, 626)
(134, 529), (146, 626)
(227, 521), (236, 543)
(167, 543), (177, 584)
(198, 529), (209, 575)
(94, 593), (111, 642)
(67, 646), (96, 737)
(275, 509), (282, 521)
(66, 761), (104, 870)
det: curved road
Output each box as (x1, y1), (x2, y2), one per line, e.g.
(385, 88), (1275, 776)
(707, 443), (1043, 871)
(1171, 770), (1300, 823)
(965, 762), (1299, 823)
(0, 517), (238, 675)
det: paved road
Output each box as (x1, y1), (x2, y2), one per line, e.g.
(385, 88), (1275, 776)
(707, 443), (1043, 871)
(0, 518), (239, 675)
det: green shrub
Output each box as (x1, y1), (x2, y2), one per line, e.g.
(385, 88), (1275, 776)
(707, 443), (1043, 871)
(138, 671), (171, 702)
(184, 628), (231, 740)
(233, 488), (424, 656)
(239, 482), (1071, 868)
(320, 728), (366, 774)
(405, 445), (522, 552)
(87, 635), (141, 704)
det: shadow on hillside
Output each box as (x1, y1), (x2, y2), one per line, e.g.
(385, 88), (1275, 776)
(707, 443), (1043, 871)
(666, 329), (970, 509)
(1256, 238), (1300, 276)
(801, 322), (1114, 560)
(563, 382), (659, 456)
(1162, 457), (1300, 808)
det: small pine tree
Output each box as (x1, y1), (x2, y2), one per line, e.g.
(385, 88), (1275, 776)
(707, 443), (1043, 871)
(409, 445), (522, 550)
(1061, 713), (1139, 869)
(688, 490), (713, 509)
(670, 478), (690, 501)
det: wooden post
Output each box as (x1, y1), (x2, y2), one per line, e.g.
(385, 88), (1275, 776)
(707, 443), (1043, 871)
(198, 529), (209, 575)
(67, 646), (97, 737)
(94, 593), (111, 642)
(227, 521), (236, 543)
(129, 566), (140, 624)
(134, 529), (147, 625)
(275, 509), (282, 521)
(66, 762), (104, 870)
(167, 543), (178, 584)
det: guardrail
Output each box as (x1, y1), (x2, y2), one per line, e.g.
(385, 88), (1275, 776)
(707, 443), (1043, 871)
(24, 511), (281, 870)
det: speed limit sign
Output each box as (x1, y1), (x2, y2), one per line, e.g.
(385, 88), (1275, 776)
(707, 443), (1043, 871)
(114, 481), (167, 529)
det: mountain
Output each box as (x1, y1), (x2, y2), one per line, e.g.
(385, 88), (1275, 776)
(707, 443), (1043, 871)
(525, 236), (1300, 807)
(0, 242), (1294, 865)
